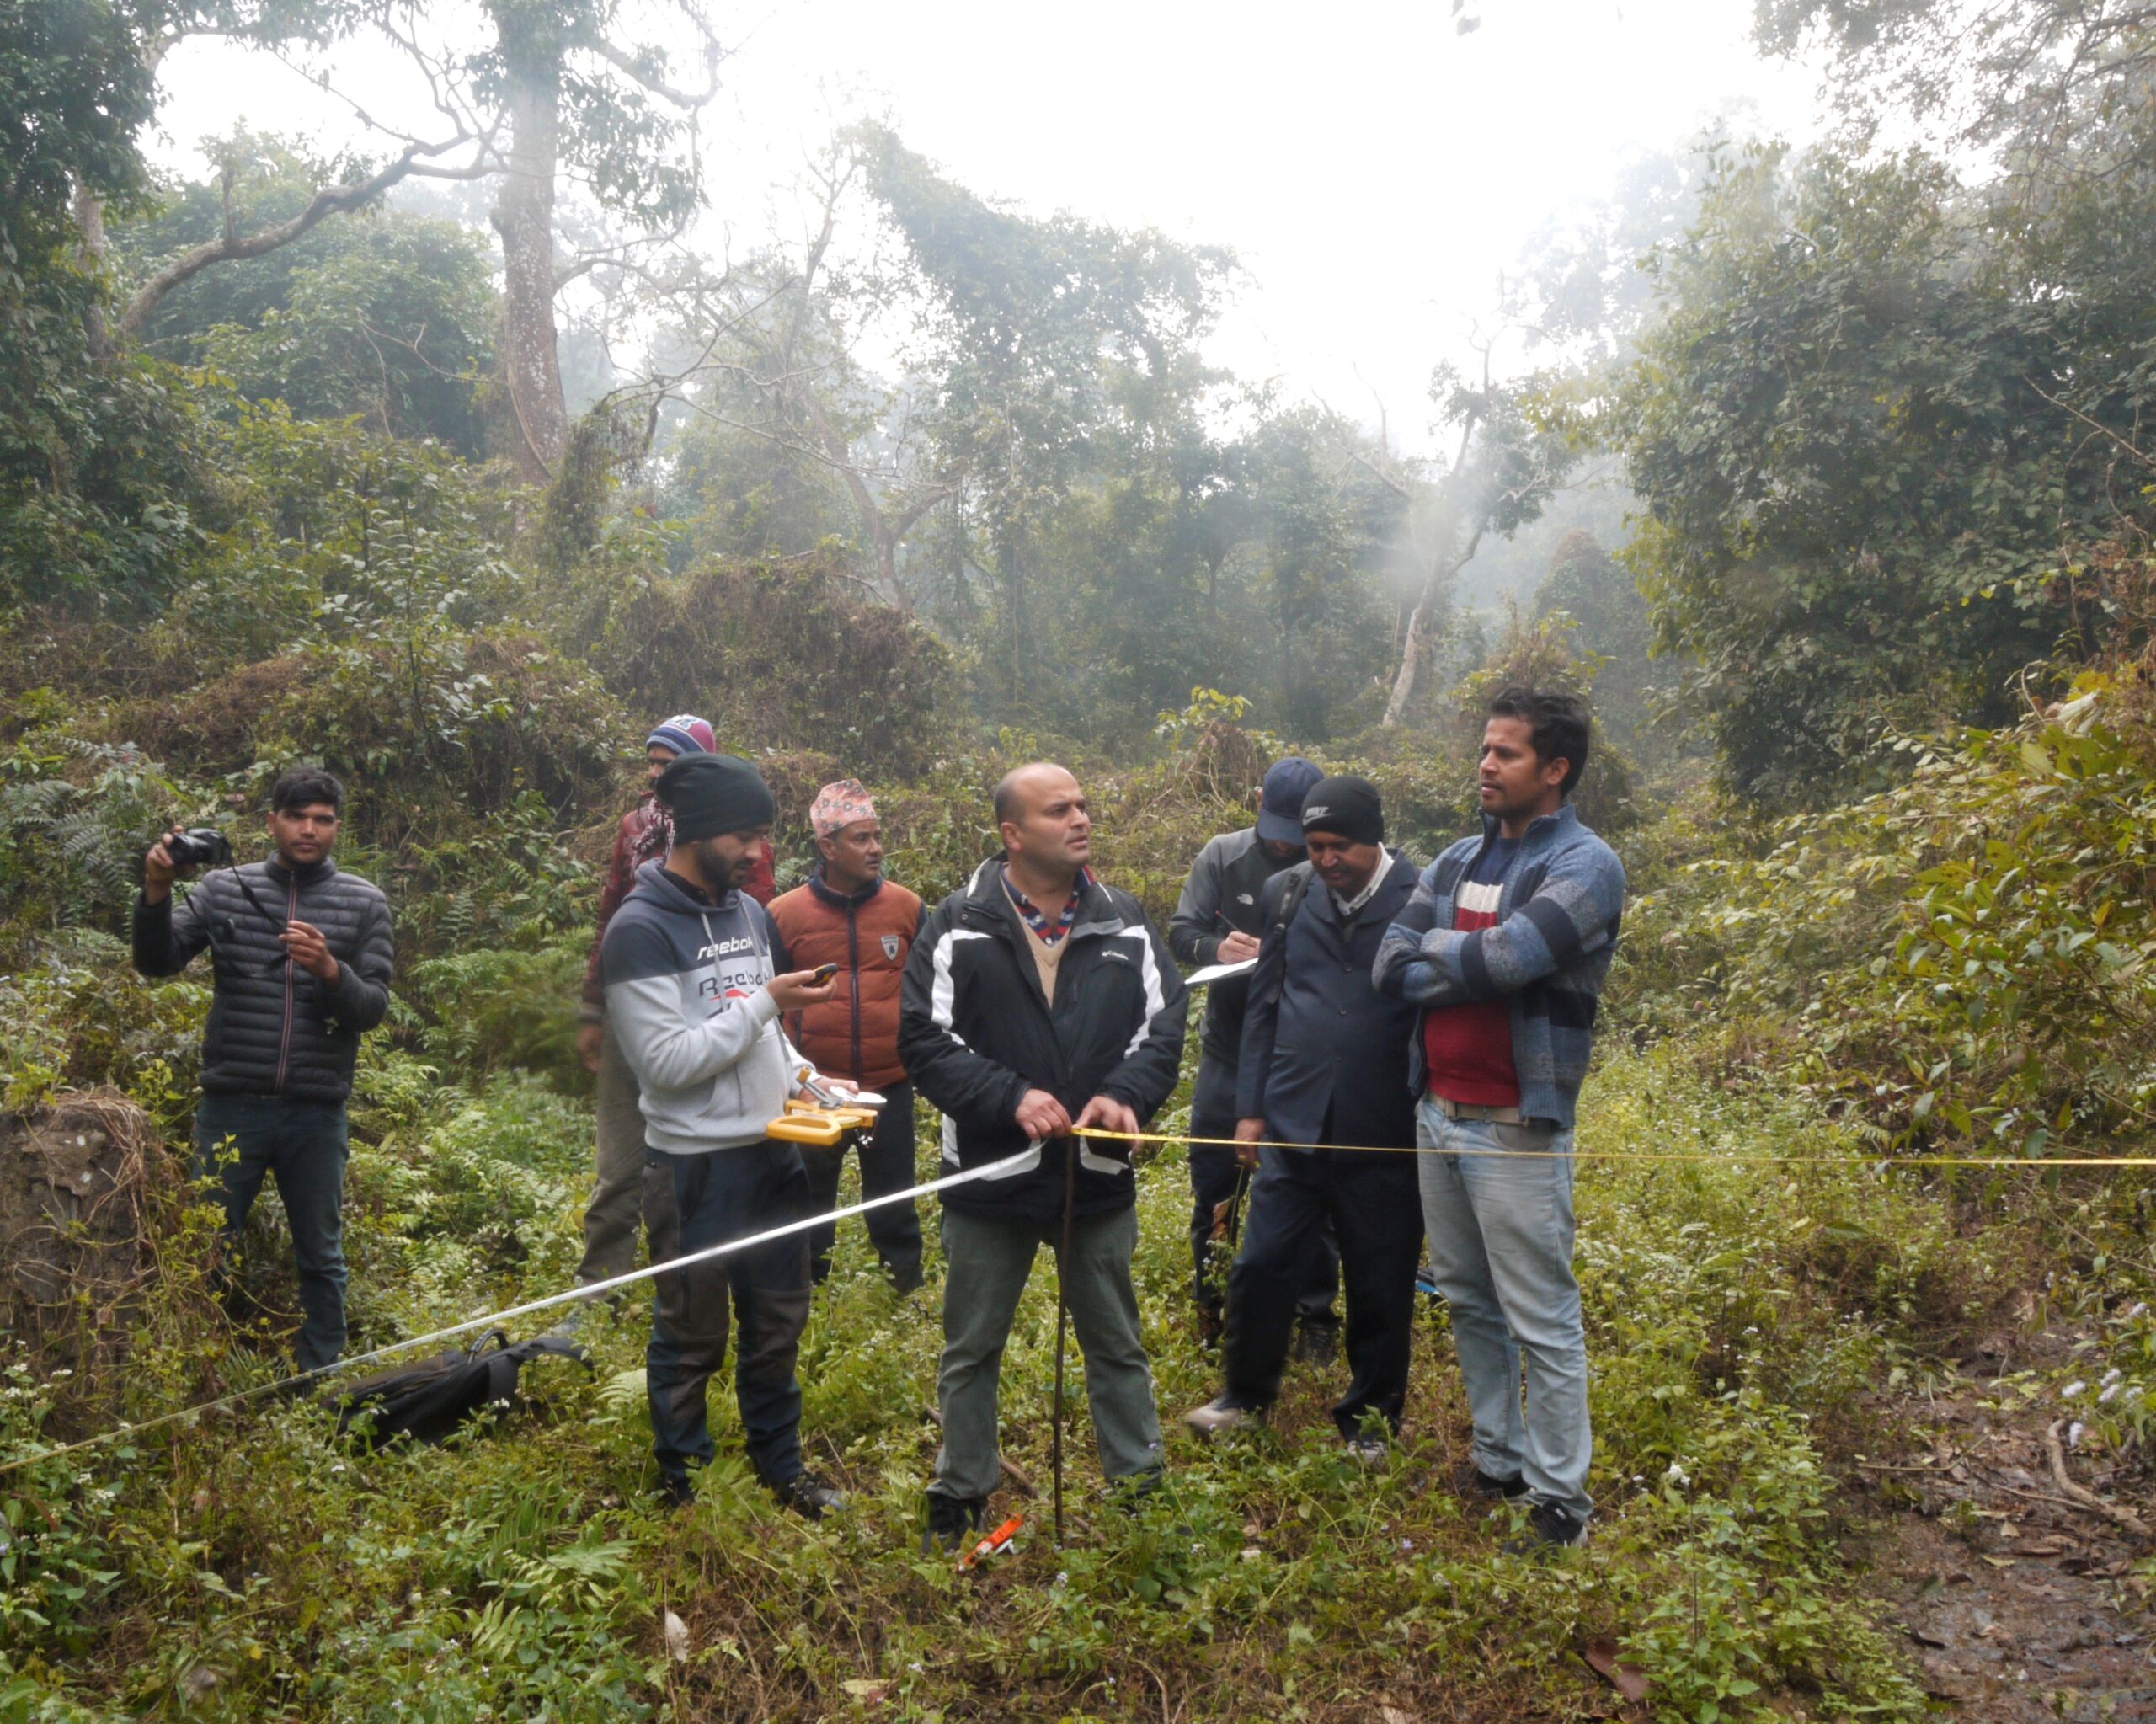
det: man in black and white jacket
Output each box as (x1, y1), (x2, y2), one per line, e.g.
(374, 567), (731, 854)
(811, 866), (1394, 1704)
(134, 767), (394, 1373)
(899, 762), (1189, 1553)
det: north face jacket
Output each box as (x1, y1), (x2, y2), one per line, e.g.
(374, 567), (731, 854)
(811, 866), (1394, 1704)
(131, 857), (395, 1104)
(1238, 851), (1422, 1151)
(766, 869), (925, 1088)
(600, 860), (803, 1155)
(898, 860), (1189, 1224)
(1168, 827), (1303, 1070)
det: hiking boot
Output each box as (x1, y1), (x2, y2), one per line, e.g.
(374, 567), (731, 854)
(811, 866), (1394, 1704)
(1183, 1396), (1263, 1438)
(771, 1472), (845, 1522)
(1293, 1316), (1341, 1366)
(659, 1471), (696, 1512)
(1452, 1461), (1529, 1502)
(920, 1491), (988, 1556)
(1501, 1501), (1589, 1555)
(1342, 1433), (1389, 1469)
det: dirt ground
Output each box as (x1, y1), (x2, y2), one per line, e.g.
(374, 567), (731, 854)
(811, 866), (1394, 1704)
(1847, 1374), (2155, 1721)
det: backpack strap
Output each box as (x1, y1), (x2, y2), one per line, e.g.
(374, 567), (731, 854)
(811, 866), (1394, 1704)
(1267, 862), (1315, 948)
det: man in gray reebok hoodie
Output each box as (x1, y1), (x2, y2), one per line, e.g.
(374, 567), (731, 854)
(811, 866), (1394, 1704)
(599, 751), (845, 1518)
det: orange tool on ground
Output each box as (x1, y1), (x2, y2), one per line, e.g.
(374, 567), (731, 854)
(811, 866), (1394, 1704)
(958, 1514), (1025, 1571)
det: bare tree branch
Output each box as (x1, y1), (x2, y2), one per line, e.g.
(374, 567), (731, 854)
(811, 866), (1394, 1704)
(119, 131), (497, 339)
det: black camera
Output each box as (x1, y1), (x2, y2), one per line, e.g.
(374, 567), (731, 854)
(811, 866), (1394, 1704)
(167, 827), (233, 870)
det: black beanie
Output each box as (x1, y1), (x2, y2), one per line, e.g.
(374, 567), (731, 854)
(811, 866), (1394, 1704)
(1299, 774), (1385, 846)
(657, 753), (776, 841)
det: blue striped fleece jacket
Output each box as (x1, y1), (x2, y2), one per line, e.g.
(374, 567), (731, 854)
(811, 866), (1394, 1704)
(1371, 803), (1625, 1129)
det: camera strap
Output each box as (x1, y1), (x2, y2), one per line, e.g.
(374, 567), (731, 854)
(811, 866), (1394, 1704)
(224, 862), (288, 933)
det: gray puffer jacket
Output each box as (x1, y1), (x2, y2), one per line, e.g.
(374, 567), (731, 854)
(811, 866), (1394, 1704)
(132, 857), (396, 1103)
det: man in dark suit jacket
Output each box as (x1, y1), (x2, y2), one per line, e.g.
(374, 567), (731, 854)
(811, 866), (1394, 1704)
(1182, 775), (1423, 1460)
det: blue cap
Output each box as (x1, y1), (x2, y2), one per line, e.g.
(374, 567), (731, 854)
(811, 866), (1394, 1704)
(1256, 756), (1325, 845)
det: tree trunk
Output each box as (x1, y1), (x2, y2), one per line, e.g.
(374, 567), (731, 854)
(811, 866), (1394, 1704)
(72, 179), (111, 358)
(1380, 520), (1485, 728)
(1001, 531), (1024, 703)
(491, 24), (568, 483)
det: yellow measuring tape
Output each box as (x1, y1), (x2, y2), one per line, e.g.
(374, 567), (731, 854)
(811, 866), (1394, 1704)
(1071, 1125), (2156, 1170)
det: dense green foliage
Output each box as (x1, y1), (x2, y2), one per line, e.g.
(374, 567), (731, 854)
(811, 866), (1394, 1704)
(6, 1), (2156, 1716)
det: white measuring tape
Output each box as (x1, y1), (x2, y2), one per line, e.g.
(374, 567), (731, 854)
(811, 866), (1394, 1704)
(2, 1147), (1036, 1475)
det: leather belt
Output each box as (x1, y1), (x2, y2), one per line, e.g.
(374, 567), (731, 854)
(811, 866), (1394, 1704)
(1428, 1095), (1527, 1125)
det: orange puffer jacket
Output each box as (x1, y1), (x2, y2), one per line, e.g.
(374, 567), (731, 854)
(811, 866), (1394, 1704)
(766, 871), (925, 1088)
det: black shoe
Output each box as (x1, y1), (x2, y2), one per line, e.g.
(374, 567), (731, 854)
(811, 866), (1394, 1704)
(1501, 1501), (1588, 1555)
(659, 1471), (696, 1511)
(888, 1262), (926, 1296)
(1453, 1461), (1529, 1502)
(1292, 1317), (1340, 1366)
(920, 1491), (988, 1555)
(771, 1471), (845, 1522)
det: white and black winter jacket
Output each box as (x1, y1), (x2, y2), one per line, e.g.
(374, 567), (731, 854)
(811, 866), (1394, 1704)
(600, 860), (804, 1156)
(899, 860), (1188, 1224)
(131, 857), (395, 1104)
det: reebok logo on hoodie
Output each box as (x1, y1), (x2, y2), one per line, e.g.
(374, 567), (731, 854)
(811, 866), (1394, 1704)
(601, 861), (800, 1154)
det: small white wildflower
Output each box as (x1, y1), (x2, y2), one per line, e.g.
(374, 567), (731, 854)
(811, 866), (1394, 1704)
(2062, 1380), (2088, 1400)
(2068, 1421), (2087, 1449)
(2102, 1369), (2123, 1388)
(1665, 1460), (1690, 1486)
(2100, 1383), (2122, 1404)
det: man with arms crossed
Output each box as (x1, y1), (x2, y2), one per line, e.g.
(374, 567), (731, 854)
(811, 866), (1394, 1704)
(899, 764), (1187, 1552)
(600, 751), (845, 1517)
(1374, 687), (1625, 1552)
(1169, 755), (1339, 1351)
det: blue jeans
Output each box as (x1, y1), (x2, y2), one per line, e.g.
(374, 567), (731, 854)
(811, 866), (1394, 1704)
(1417, 1099), (1593, 1524)
(645, 1142), (813, 1487)
(194, 1092), (350, 1372)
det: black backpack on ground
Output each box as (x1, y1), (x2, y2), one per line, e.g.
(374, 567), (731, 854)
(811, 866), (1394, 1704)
(331, 1330), (587, 1446)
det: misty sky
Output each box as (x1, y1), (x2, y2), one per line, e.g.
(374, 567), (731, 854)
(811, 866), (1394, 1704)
(152, 0), (1822, 456)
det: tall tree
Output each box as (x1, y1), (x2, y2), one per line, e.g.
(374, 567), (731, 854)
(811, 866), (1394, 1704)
(857, 124), (1231, 708)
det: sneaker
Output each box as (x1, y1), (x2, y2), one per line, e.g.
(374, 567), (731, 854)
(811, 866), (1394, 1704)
(659, 1471), (696, 1511)
(1182, 1396), (1263, 1438)
(770, 1471), (845, 1521)
(920, 1491), (988, 1556)
(1452, 1461), (1529, 1502)
(1292, 1317), (1341, 1366)
(1342, 1433), (1389, 1468)
(1501, 1501), (1589, 1555)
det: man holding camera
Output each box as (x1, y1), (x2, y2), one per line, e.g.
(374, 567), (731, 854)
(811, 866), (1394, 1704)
(133, 768), (396, 1373)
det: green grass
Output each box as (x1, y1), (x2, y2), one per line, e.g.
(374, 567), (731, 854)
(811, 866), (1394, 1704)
(2, 1037), (2009, 1722)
